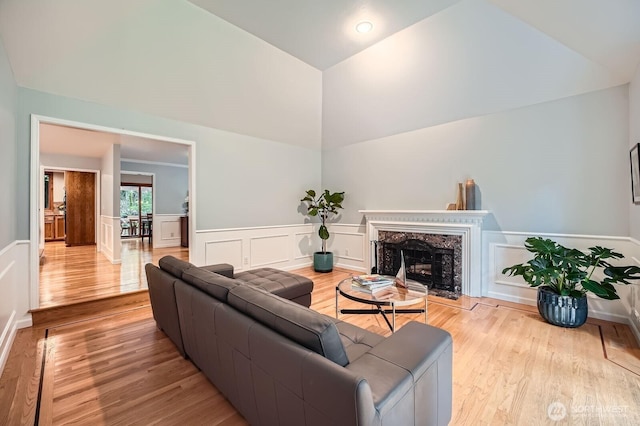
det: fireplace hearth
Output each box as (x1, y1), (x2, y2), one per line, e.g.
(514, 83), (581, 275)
(375, 231), (462, 299)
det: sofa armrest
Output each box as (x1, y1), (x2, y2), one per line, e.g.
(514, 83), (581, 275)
(200, 263), (234, 278)
(346, 322), (453, 426)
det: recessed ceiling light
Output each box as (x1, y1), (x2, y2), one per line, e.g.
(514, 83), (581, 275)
(355, 21), (373, 33)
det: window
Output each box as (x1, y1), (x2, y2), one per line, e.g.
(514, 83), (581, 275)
(120, 183), (153, 237)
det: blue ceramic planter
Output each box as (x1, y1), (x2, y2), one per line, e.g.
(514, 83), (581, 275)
(313, 252), (333, 273)
(537, 286), (588, 328)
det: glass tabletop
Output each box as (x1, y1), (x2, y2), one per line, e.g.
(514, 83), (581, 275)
(337, 276), (428, 307)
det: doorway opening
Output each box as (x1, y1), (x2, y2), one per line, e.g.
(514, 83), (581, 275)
(31, 115), (195, 310)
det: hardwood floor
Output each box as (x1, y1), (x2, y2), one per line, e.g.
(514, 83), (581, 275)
(3, 266), (639, 425)
(38, 239), (188, 309)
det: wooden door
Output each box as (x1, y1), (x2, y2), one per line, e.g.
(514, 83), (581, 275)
(65, 171), (96, 246)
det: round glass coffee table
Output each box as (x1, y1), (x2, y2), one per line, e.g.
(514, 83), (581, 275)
(335, 276), (428, 332)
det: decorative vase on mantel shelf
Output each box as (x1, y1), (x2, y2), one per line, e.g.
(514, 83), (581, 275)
(465, 179), (476, 210)
(456, 183), (465, 210)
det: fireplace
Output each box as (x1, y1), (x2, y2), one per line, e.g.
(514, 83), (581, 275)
(360, 210), (489, 297)
(375, 231), (462, 299)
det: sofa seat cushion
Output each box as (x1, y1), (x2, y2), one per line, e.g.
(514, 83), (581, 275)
(228, 285), (349, 367)
(333, 319), (385, 363)
(182, 267), (239, 302)
(235, 268), (313, 301)
(158, 256), (195, 278)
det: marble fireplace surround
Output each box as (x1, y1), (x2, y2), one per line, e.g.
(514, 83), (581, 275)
(360, 210), (489, 297)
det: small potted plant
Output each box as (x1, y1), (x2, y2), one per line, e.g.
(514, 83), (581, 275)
(502, 237), (640, 327)
(301, 189), (345, 272)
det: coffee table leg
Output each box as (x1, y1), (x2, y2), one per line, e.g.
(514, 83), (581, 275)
(392, 302), (396, 333)
(335, 287), (339, 319)
(424, 298), (428, 324)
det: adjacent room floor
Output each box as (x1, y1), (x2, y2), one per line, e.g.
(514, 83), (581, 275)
(38, 239), (188, 308)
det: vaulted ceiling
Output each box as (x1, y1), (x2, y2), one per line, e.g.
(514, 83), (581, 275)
(1, 0), (639, 152)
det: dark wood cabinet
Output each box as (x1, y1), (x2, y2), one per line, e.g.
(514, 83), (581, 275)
(180, 216), (189, 247)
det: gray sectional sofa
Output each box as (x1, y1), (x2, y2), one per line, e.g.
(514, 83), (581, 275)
(145, 256), (453, 425)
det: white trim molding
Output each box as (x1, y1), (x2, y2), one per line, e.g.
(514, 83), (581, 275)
(360, 210), (489, 296)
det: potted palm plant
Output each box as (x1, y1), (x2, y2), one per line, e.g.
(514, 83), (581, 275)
(301, 189), (345, 272)
(502, 237), (640, 327)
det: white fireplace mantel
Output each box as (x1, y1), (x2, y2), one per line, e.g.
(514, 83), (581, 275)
(359, 210), (490, 297)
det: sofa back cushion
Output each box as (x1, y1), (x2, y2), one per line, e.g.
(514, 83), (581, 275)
(182, 267), (239, 302)
(158, 256), (194, 278)
(228, 285), (349, 367)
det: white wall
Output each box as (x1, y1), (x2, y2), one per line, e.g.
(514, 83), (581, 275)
(2, 0), (322, 150)
(40, 152), (101, 171)
(100, 144), (118, 217)
(630, 64), (640, 241)
(627, 64), (640, 338)
(100, 144), (120, 263)
(52, 171), (64, 203)
(322, 0), (623, 149)
(323, 87), (630, 236)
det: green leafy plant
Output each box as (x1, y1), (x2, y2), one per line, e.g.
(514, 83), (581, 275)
(301, 189), (345, 253)
(502, 237), (640, 300)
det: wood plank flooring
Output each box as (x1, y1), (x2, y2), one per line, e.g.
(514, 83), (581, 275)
(3, 266), (639, 425)
(39, 239), (188, 308)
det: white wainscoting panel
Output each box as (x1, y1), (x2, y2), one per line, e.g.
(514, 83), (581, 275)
(294, 231), (314, 261)
(100, 216), (120, 264)
(193, 224), (366, 273)
(484, 231), (638, 326)
(0, 241), (32, 376)
(250, 234), (289, 268)
(153, 214), (182, 249)
(205, 239), (243, 267)
(327, 224), (367, 272)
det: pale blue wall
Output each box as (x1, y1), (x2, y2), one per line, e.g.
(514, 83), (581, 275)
(323, 87), (630, 236)
(16, 89), (322, 239)
(121, 161), (188, 215)
(0, 37), (16, 248)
